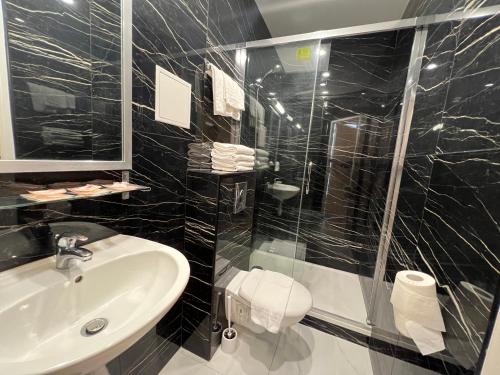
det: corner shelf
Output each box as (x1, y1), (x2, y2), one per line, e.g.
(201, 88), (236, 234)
(0, 184), (151, 210)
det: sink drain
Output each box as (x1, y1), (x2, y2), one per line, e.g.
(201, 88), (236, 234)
(81, 318), (108, 337)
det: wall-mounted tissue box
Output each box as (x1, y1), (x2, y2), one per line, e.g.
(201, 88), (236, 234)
(155, 65), (191, 129)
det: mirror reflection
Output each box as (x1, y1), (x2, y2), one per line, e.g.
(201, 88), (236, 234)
(0, 0), (123, 161)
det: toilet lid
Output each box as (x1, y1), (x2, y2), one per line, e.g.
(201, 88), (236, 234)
(239, 269), (313, 318)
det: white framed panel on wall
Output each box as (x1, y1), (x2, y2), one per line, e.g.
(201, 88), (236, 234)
(154, 65), (191, 129)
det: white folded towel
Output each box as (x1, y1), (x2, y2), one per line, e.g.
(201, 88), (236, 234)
(244, 269), (293, 334)
(212, 158), (254, 167)
(212, 163), (254, 172)
(212, 158), (254, 168)
(255, 148), (270, 157)
(211, 150), (255, 163)
(213, 142), (255, 156)
(212, 160), (254, 169)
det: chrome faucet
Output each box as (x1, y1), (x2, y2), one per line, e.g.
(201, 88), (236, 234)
(54, 233), (93, 269)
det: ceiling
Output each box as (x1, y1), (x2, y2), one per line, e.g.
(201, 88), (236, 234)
(254, 0), (412, 38)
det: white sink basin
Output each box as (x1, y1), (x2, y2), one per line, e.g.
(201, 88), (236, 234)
(0, 234), (190, 375)
(269, 182), (300, 201)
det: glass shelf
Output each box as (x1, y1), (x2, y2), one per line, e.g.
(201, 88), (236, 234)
(0, 184), (150, 210)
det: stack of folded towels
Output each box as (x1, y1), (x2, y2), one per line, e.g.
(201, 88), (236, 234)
(255, 148), (270, 169)
(211, 142), (255, 172)
(188, 142), (212, 169)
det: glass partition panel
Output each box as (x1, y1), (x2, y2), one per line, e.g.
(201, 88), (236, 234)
(292, 29), (415, 326)
(242, 40), (321, 276)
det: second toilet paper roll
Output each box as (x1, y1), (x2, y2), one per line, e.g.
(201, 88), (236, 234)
(390, 270), (445, 355)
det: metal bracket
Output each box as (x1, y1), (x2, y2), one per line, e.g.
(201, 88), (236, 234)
(233, 182), (247, 214)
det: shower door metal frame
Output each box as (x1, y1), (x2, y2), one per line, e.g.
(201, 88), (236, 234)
(175, 5), (500, 57)
(365, 26), (429, 325)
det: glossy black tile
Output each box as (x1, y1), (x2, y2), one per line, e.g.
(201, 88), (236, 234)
(438, 14), (500, 153)
(183, 170), (256, 359)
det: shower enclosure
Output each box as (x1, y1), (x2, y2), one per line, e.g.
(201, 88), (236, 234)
(242, 25), (421, 335)
(228, 6), (499, 371)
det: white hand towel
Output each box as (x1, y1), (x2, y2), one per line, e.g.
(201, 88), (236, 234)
(221, 72), (242, 121)
(225, 73), (245, 111)
(246, 269), (293, 334)
(213, 142), (255, 156)
(249, 95), (265, 120)
(211, 150), (255, 162)
(208, 64), (231, 118)
(257, 125), (267, 148)
(208, 64), (243, 120)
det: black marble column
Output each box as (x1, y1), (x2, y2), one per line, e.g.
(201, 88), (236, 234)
(184, 170), (256, 360)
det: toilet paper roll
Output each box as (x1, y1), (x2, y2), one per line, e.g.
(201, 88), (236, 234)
(391, 270), (446, 355)
(396, 270), (437, 297)
(391, 271), (445, 331)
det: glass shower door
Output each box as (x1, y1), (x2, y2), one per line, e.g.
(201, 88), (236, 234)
(243, 40), (322, 277)
(291, 29), (416, 327)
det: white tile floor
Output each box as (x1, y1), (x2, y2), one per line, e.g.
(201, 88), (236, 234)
(160, 324), (439, 375)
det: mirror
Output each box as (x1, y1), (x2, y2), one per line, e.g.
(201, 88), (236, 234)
(0, 0), (131, 171)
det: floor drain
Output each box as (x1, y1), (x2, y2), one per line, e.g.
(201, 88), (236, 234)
(81, 318), (108, 337)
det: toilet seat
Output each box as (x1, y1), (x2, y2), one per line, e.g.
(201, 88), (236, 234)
(238, 269), (313, 325)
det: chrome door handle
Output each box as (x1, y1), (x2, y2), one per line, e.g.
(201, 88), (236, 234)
(306, 161), (313, 195)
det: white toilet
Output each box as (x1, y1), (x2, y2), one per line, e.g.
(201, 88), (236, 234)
(225, 269), (313, 333)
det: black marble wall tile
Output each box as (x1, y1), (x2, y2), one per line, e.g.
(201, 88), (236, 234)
(387, 14), (500, 371)
(406, 21), (457, 156)
(403, 0), (500, 18)
(207, 0), (271, 46)
(409, 151), (500, 370)
(299, 156), (394, 276)
(131, 0), (209, 250)
(416, 150), (499, 293)
(438, 14), (500, 154)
